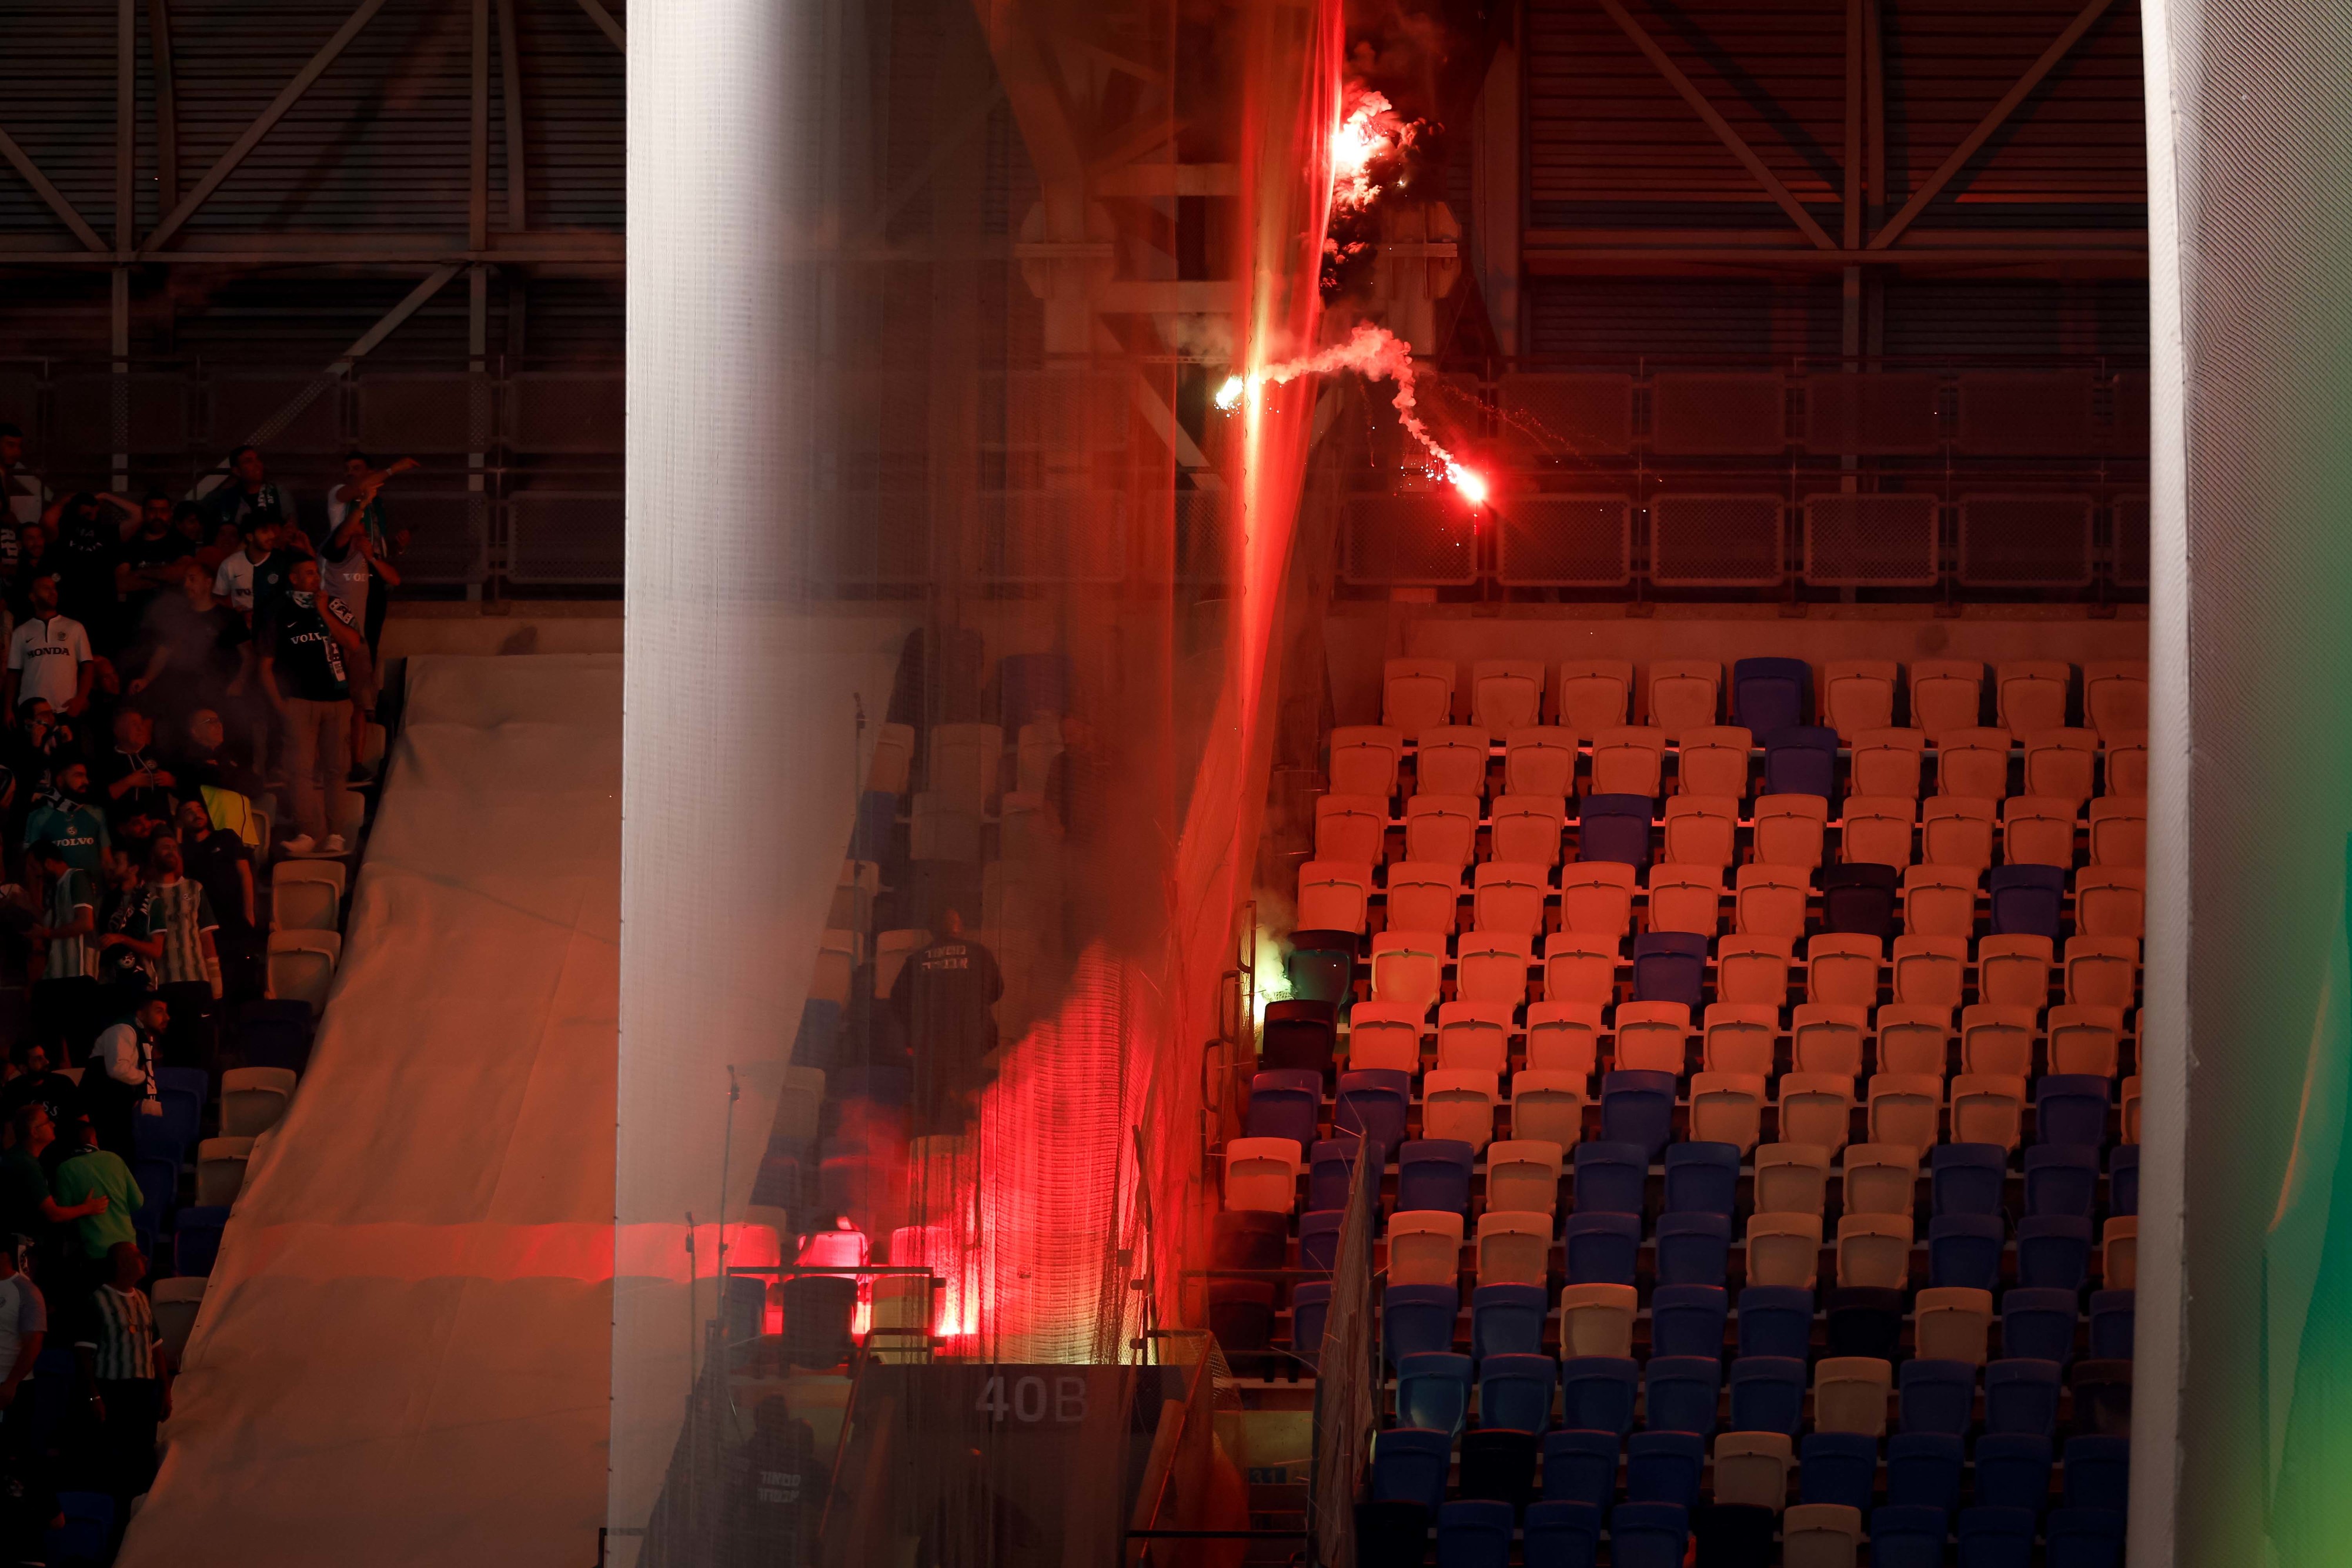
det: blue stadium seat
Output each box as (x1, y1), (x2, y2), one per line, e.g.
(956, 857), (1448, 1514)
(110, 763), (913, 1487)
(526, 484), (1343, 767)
(1654, 1212), (1730, 1287)
(234, 998), (316, 1074)
(2088, 1290), (2135, 1361)
(1606, 1501), (1690, 1568)
(1974, 1433), (2054, 1513)
(157, 1065), (208, 1150)
(1661, 1142), (1739, 1218)
(1733, 658), (1812, 735)
(1541, 1429), (1622, 1506)
(851, 787), (897, 861)
(1572, 1142), (1649, 1215)
(1929, 1215), (2006, 1292)
(1931, 1144), (2008, 1218)
(1309, 1139), (1374, 1212)
(1262, 998), (1340, 1072)
(131, 1158), (178, 1233)
(1736, 1286), (1816, 1360)
(1885, 1433), (1966, 1512)
(1642, 1356), (1720, 1436)
(1335, 1069), (1413, 1154)
(1371, 1427), (1454, 1513)
(2063, 1435), (2130, 1511)
(1648, 1285), (1727, 1359)
(1298, 1210), (1345, 1273)
(1956, 1504), (2038, 1568)
(1355, 1500), (1431, 1568)
(1399, 1352), (1474, 1436)
(133, 1106), (187, 1168)
(1867, 1505), (1952, 1568)
(2023, 1144), (2101, 1219)
(793, 998), (845, 1073)
(1625, 1430), (1705, 1511)
(1208, 1281), (1277, 1357)
(1578, 794), (1654, 868)
(1562, 1213), (1642, 1286)
(1799, 1432), (1879, 1512)
(1244, 1069), (1324, 1146)
(1984, 1359), (2063, 1438)
(1458, 1428), (1539, 1511)
(1292, 1282), (1331, 1366)
(1471, 1283), (1550, 1362)
(1762, 726), (1839, 800)
(1436, 1499), (1515, 1568)
(1384, 1284), (1462, 1366)
(1629, 934), (1707, 1008)
(2017, 1216), (2094, 1291)
(1285, 938), (1358, 1009)
(2001, 1288), (2079, 1366)
(2036, 1075), (2111, 1148)
(1561, 1358), (1639, 1436)
(1987, 865), (2067, 940)
(1728, 1356), (1806, 1437)
(1522, 1499), (1603, 1568)
(173, 1206), (229, 1276)
(1479, 1353), (1558, 1433)
(2110, 1145), (2140, 1217)
(2045, 1507), (2127, 1568)
(44, 1492), (112, 1568)
(1600, 1071), (1676, 1159)
(1819, 863), (1898, 938)
(2072, 1359), (2133, 1437)
(1826, 1286), (1905, 1361)
(1898, 1359), (1977, 1436)
(1398, 1139), (1477, 1217)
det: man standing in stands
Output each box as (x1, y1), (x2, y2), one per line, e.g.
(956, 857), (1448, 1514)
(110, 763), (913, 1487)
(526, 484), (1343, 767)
(887, 908), (1004, 1136)
(0, 1231), (45, 1559)
(23, 762), (110, 882)
(48, 1121), (141, 1298)
(78, 1242), (165, 1513)
(0, 426), (46, 571)
(176, 799), (256, 1004)
(2, 572), (90, 725)
(23, 842), (98, 1058)
(729, 1396), (820, 1565)
(83, 999), (165, 1159)
(202, 446), (299, 553)
(140, 836), (219, 1064)
(257, 557), (362, 855)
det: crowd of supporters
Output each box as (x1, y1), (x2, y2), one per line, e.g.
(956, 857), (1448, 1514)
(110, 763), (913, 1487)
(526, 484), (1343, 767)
(0, 421), (406, 1557)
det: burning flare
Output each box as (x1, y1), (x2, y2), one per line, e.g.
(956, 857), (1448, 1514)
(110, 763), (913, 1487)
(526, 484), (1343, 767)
(1218, 323), (1486, 506)
(1330, 89), (1416, 215)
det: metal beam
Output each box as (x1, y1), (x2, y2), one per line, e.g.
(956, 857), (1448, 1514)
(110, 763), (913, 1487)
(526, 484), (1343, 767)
(1868, 0), (2116, 251)
(148, 0), (179, 209)
(0, 127), (109, 253)
(495, 0), (527, 230)
(139, 0), (395, 257)
(1841, 0), (1864, 356)
(1592, 0), (1838, 251)
(116, 0), (136, 253)
(470, 0), (489, 252)
(0, 230), (625, 265)
(856, 84), (1006, 248)
(573, 0), (624, 52)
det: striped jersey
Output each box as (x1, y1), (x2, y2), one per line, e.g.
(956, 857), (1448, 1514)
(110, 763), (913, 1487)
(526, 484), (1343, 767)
(142, 879), (216, 986)
(45, 867), (95, 981)
(83, 1283), (156, 1380)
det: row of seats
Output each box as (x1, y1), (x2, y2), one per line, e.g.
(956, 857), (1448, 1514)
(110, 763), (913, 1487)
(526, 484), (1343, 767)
(1372, 656), (2147, 745)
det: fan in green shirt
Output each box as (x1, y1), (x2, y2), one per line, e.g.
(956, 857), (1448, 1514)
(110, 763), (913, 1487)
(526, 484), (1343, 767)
(48, 1130), (142, 1263)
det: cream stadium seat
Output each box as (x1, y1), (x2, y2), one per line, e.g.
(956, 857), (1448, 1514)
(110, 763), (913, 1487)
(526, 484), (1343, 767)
(1783, 1503), (1864, 1568)
(221, 1067), (297, 1139)
(2066, 936), (2141, 1009)
(997, 793), (1058, 862)
(153, 1278), (207, 1365)
(1836, 1213), (1914, 1290)
(1491, 793), (1568, 865)
(1813, 1358), (1893, 1437)
(1713, 1432), (1795, 1513)
(1936, 728), (2014, 801)
(1873, 1005), (1953, 1076)
(1902, 866), (1978, 940)
(1806, 935), (1884, 1008)
(1866, 1074), (1943, 1155)
(1560, 1282), (1638, 1358)
(1328, 724), (1406, 798)
(2075, 867), (2147, 940)
(1511, 1072), (1588, 1148)
(1476, 1210), (1552, 1287)
(2022, 728), (2100, 809)
(1850, 728), (1928, 800)
(1976, 937), (2056, 1009)
(1389, 1209), (1467, 1285)
(2002, 795), (2077, 868)
(1950, 1074), (2028, 1151)
(1386, 862), (1464, 935)
(1690, 1072), (1767, 1154)
(1437, 1002), (1514, 1075)
(1734, 864), (1810, 941)
(1503, 728), (1579, 798)
(1224, 1138), (1304, 1212)
(1472, 659), (1548, 733)
(1891, 935), (1968, 1008)
(1913, 1286), (1995, 1365)
(1474, 861), (1549, 937)
(1416, 727), (1493, 798)
(1777, 1074), (1856, 1154)
(1555, 660), (1635, 743)
(2104, 731), (2150, 799)
(1839, 1144), (1920, 1216)
(1297, 861), (1375, 934)
(1346, 1002), (1425, 1074)
(1960, 1004), (2041, 1078)
(1663, 794), (1739, 868)
(1613, 1001), (1692, 1074)
(1840, 796), (1916, 870)
(1544, 933), (1620, 1005)
(1753, 794), (1830, 870)
(267, 929), (342, 1015)
(1384, 658), (1456, 733)
(1645, 660), (1722, 740)
(1744, 1212), (1824, 1289)
(1718, 934), (1794, 1006)
(1790, 1004), (1868, 1078)
(196, 1136), (258, 1208)
(1822, 660), (1899, 741)
(1676, 726), (1754, 801)
(1753, 1144), (1831, 1216)
(1646, 865), (1723, 937)
(1486, 1139), (1565, 1215)
(2047, 1004), (2127, 1078)
(1314, 793), (1388, 864)
(1369, 931), (1446, 1013)
(927, 722), (1004, 814)
(1997, 661), (2072, 735)
(866, 721), (916, 796)
(2084, 660), (2151, 743)
(1424, 1070), (1501, 1152)
(1560, 862), (1638, 938)
(270, 859), (345, 932)
(1702, 1003), (1781, 1076)
(1456, 931), (1535, 1007)
(1405, 793), (1481, 867)
(910, 792), (982, 863)
(1908, 660), (1986, 744)
(2089, 797), (2147, 867)
(2103, 1215), (2139, 1289)
(1592, 726), (1668, 797)
(1921, 796), (1996, 870)
(1525, 1002), (1605, 1076)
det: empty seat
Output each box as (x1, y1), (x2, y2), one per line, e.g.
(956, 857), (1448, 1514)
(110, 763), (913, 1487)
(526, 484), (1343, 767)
(1478, 1210), (1554, 1287)
(1388, 862), (1465, 935)
(1331, 725), (1408, 798)
(1630, 932), (1707, 1008)
(1645, 865), (1723, 937)
(1208, 1279), (1278, 1358)
(1902, 866), (1979, 940)
(1478, 1138), (1560, 1215)
(1777, 1074), (1857, 1154)
(2002, 1286), (2080, 1366)
(1891, 934), (1967, 1007)
(1841, 795), (1917, 870)
(1435, 1497), (1515, 1567)
(2122, 1075), (2141, 1143)
(1951, 1074), (2027, 1150)
(1559, 1362), (1641, 1444)
(1984, 1359), (2062, 1438)
(1307, 1139), (1372, 1212)
(1987, 863), (2067, 940)
(1592, 726), (1668, 797)
(2073, 868), (2146, 940)
(2087, 798), (2146, 867)
(1614, 1001), (1692, 1075)
(1651, 1281), (1730, 1356)
(1960, 1003), (2040, 1076)
(1806, 935), (1884, 1008)
(220, 1066), (296, 1139)
(1418, 727), (1494, 800)
(1771, 1005), (1852, 1079)
(1784, 1502), (1865, 1568)
(2064, 1433), (2132, 1510)
(1299, 1212), (1345, 1273)
(1733, 863), (1810, 940)
(1820, 660), (1897, 741)
(1657, 1212), (1733, 1286)
(1406, 793), (1482, 866)
(1922, 796), (1997, 870)
(1437, 1001), (1514, 1075)
(1754, 793), (1831, 869)
(1371, 932), (1446, 1013)
(1223, 1138), (1304, 1212)
(1744, 1212), (1824, 1290)
(1335, 1069), (1414, 1152)
(1899, 1358), (1977, 1436)
(1457, 932), (1536, 1009)
(1735, 1284), (1816, 1362)
(1424, 1069), (1501, 1152)
(1871, 1500), (1955, 1567)
(1676, 726), (1753, 800)
(1851, 728), (1928, 800)
(1646, 660), (1722, 740)
(1713, 1430), (1795, 1513)
(1662, 794), (1739, 867)
(1492, 793), (1569, 865)
(2002, 795), (2077, 869)
(1690, 1074), (1766, 1155)
(1763, 727), (1839, 801)
(1371, 1422), (1453, 1512)
(1471, 1281), (1551, 1360)
(1929, 1215), (2006, 1293)
(1572, 1140), (1648, 1216)
(1525, 1497), (1606, 1563)
(1315, 794), (1389, 864)
(1995, 661), (2071, 734)
(1718, 934), (1795, 1006)
(1915, 1286), (1996, 1365)
(1728, 1356), (1808, 1438)
(1975, 1433), (2054, 1513)
(1840, 1143), (1921, 1216)
(1662, 1142), (1740, 1218)
(1502, 729), (1581, 801)
(1542, 933), (1618, 1008)
(2022, 728), (2100, 810)
(1214, 1210), (1289, 1271)
(1876, 1004), (1955, 1075)
(2018, 1215), (2094, 1291)
(1556, 660), (1635, 741)
(2037, 1074), (2112, 1147)
(1525, 1002), (1603, 1076)
(1700, 1003), (1778, 1075)
(1814, 1356), (1894, 1437)
(1819, 863), (1897, 939)
(1348, 1001), (1425, 1075)
(2103, 1216), (2138, 1289)
(1561, 1212), (1641, 1286)
(1245, 1070), (1324, 1146)
(2083, 661), (2149, 743)
(2110, 1146), (2140, 1217)
(1734, 658), (1812, 734)
(1643, 1355), (1722, 1436)
(266, 930), (342, 1014)
(1398, 1140), (1478, 1217)
(1937, 729), (2014, 802)
(2064, 937), (2140, 1009)
(195, 1136), (255, 1208)
(1753, 1144), (1831, 1216)
(1472, 659), (1548, 733)
(1836, 1213), (1914, 1290)
(1576, 794), (1653, 868)
(1867, 1074), (1943, 1155)
(1390, 1211), (1469, 1286)
(1601, 1070), (1676, 1158)
(1559, 1281), (1639, 1359)
(1931, 1144), (2008, 1218)
(1385, 658), (1458, 733)
(1799, 1432), (1877, 1514)
(2072, 1358), (2133, 1436)
(2023, 1144), (2100, 1219)
(1478, 1352), (1558, 1433)
(270, 860), (343, 932)
(1385, 1282), (1463, 1367)
(1511, 1072), (1588, 1148)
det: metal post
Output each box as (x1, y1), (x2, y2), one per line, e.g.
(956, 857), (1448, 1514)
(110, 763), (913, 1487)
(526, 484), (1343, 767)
(468, 262), (490, 603)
